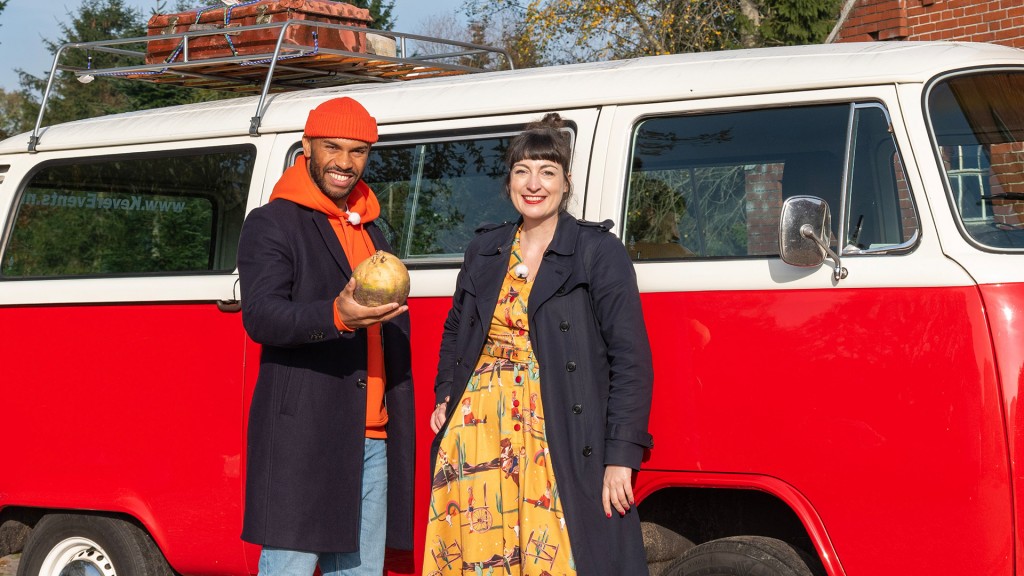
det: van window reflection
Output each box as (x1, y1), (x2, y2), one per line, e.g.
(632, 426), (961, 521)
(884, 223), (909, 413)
(2, 146), (255, 278)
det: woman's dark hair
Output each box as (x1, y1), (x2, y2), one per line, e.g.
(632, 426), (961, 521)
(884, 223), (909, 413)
(504, 113), (573, 211)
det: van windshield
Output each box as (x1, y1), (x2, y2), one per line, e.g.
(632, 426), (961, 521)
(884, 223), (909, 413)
(928, 70), (1024, 251)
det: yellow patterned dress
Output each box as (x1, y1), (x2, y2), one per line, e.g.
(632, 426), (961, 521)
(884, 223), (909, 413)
(423, 234), (576, 576)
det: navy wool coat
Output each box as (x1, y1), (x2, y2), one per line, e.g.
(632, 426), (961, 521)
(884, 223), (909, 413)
(432, 211), (654, 574)
(238, 199), (415, 553)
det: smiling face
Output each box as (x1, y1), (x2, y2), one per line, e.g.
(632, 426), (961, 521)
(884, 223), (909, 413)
(302, 136), (370, 207)
(508, 158), (570, 227)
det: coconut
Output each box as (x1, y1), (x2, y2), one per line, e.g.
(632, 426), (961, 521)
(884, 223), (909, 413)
(352, 250), (410, 306)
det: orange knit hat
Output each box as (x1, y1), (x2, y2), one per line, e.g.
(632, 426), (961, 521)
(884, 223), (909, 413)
(304, 97), (378, 143)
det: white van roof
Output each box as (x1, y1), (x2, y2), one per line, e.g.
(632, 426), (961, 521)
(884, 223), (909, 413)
(3, 41), (1022, 154)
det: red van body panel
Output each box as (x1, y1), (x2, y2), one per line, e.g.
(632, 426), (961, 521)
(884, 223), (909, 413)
(2, 282), (1015, 576)
(639, 286), (1011, 575)
(1, 303), (251, 575)
(980, 282), (1024, 576)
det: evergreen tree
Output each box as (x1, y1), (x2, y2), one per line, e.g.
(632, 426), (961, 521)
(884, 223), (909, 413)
(17, 0), (226, 127)
(759, 0), (843, 46)
(346, 0), (396, 31)
(0, 88), (33, 141)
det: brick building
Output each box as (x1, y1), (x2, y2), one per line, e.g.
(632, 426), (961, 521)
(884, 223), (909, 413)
(828, 0), (1024, 48)
(741, 1), (1024, 254)
(816, 0), (1024, 235)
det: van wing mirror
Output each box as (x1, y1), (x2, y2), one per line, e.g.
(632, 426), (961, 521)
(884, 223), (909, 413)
(779, 195), (848, 281)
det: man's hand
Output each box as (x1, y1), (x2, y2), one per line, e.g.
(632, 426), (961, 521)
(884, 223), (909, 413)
(335, 277), (407, 329)
(430, 396), (450, 433)
(602, 465), (635, 518)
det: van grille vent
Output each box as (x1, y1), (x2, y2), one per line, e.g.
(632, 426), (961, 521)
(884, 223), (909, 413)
(0, 165), (8, 185)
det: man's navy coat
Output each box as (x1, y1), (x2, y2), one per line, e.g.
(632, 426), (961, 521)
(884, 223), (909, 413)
(432, 211), (654, 575)
(238, 198), (414, 553)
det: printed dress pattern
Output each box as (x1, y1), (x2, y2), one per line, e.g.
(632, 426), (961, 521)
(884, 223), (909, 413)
(424, 235), (576, 576)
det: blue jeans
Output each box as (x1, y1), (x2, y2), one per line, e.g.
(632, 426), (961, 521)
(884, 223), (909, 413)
(258, 438), (388, 576)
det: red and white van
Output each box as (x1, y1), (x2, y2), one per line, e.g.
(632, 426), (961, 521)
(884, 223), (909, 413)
(2, 40), (1023, 576)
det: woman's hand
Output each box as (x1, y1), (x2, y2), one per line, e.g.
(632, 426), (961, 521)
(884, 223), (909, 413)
(430, 396), (450, 433)
(602, 465), (635, 517)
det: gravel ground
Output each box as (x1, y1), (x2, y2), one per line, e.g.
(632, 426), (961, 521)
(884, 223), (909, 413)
(0, 554), (18, 576)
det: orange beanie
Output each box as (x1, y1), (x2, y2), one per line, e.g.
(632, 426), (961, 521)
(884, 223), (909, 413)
(304, 97), (379, 143)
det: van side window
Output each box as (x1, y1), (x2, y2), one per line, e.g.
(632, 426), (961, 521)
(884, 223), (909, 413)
(363, 135), (524, 260)
(624, 104), (918, 260)
(2, 146), (255, 278)
(843, 104), (919, 253)
(928, 71), (1024, 250)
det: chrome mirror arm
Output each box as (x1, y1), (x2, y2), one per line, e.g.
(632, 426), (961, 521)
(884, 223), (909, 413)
(800, 224), (848, 281)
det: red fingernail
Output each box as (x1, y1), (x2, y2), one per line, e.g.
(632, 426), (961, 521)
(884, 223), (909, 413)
(606, 512), (612, 518)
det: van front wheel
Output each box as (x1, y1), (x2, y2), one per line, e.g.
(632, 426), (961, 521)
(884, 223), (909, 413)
(662, 536), (822, 576)
(17, 514), (172, 576)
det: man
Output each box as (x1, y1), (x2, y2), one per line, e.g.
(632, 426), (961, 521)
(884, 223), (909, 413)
(238, 97), (414, 576)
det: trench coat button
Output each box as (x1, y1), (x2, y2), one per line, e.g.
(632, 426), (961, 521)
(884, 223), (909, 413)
(560, 320), (570, 332)
(556, 287), (565, 295)
(572, 403), (582, 414)
(456, 357), (462, 366)
(356, 379), (367, 389)
(582, 445), (593, 457)
(566, 361), (577, 372)
(469, 317), (476, 327)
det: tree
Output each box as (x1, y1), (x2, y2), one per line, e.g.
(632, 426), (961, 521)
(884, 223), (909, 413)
(758, 0), (843, 47)
(13, 0), (398, 130)
(347, 0), (396, 31)
(0, 0), (12, 139)
(488, 12), (548, 69)
(466, 0), (842, 65)
(467, 0), (743, 63)
(16, 0), (228, 128)
(413, 12), (526, 71)
(0, 88), (33, 141)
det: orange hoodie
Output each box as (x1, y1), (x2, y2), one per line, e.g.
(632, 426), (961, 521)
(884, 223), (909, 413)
(270, 155), (388, 439)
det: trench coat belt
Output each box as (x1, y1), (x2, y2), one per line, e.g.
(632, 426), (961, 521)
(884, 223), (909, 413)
(481, 341), (534, 363)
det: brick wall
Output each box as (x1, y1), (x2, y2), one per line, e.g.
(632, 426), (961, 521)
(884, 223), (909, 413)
(989, 143), (1024, 228)
(833, 0), (1024, 232)
(833, 0), (1024, 48)
(894, 158), (919, 243)
(746, 164), (784, 256)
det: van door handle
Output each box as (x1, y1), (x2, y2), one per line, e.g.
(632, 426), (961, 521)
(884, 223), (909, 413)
(217, 299), (241, 313)
(218, 277), (241, 312)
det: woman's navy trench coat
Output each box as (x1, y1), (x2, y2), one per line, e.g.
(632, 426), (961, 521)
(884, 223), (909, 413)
(238, 199), (415, 554)
(432, 211), (655, 575)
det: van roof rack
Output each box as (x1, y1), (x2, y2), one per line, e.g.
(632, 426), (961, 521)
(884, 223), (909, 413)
(29, 18), (513, 152)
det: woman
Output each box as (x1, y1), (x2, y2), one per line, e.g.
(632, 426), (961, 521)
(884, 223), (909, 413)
(423, 113), (654, 575)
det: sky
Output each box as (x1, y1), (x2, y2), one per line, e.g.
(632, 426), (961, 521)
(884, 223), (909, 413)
(0, 0), (465, 92)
